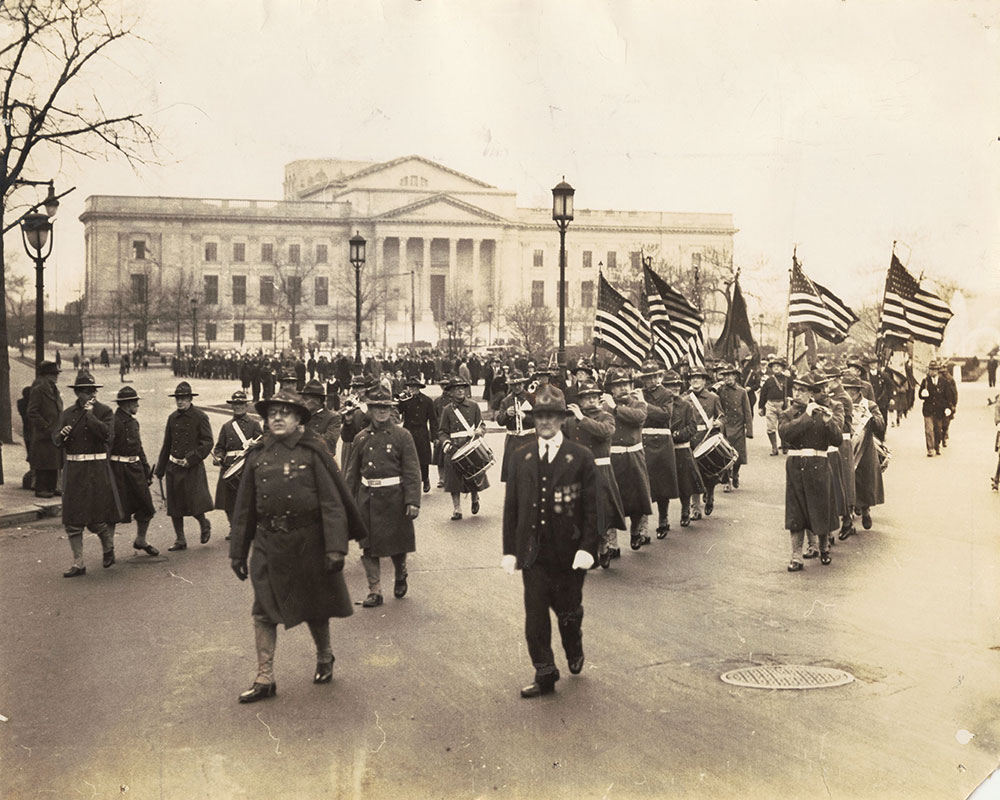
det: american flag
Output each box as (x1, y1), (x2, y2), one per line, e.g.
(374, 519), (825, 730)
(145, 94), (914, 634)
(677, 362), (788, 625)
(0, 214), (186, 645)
(787, 258), (858, 344)
(642, 264), (705, 367)
(879, 255), (953, 346)
(594, 274), (650, 367)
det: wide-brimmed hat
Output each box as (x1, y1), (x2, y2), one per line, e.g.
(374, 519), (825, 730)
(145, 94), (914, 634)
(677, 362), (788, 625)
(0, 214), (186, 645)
(574, 379), (602, 397)
(69, 370), (102, 390)
(845, 356), (865, 369)
(255, 390), (312, 423)
(841, 374), (864, 389)
(301, 379), (326, 398)
(823, 366), (843, 380)
(115, 386), (141, 403)
(637, 359), (665, 378)
(404, 375), (425, 388)
(446, 375), (470, 389)
(662, 370), (683, 385)
(533, 384), (569, 415)
(687, 367), (709, 380)
(573, 359), (594, 373)
(38, 360), (60, 376)
(507, 369), (528, 384)
(768, 357), (787, 369)
(168, 381), (197, 397)
(226, 390), (250, 405)
(350, 374), (371, 388)
(365, 386), (397, 407)
(603, 367), (632, 389)
(718, 363), (740, 376)
(793, 370), (829, 391)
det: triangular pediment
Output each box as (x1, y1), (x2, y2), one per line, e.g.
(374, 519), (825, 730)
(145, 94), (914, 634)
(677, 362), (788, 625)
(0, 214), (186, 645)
(376, 193), (507, 223)
(343, 155), (494, 189)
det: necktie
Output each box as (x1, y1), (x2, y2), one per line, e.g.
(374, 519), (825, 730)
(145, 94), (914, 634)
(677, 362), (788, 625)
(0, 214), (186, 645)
(544, 443), (550, 464)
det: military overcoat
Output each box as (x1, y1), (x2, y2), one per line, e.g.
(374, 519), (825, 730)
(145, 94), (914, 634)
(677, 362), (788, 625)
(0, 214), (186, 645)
(155, 406), (214, 517)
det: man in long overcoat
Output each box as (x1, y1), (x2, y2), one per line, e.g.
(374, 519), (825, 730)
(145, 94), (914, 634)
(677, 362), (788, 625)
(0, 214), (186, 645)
(661, 371), (704, 528)
(53, 370), (123, 576)
(27, 360), (63, 498)
(716, 364), (753, 491)
(345, 386), (421, 607)
(438, 375), (488, 519)
(213, 390), (264, 531)
(498, 370), (535, 482)
(502, 384), (599, 698)
(605, 367), (651, 551)
(687, 368), (725, 518)
(639, 360), (679, 538)
(229, 391), (367, 703)
(155, 381), (214, 550)
(844, 375), (885, 530)
(917, 360), (952, 457)
(398, 375), (437, 493)
(301, 380), (342, 458)
(108, 386), (158, 556)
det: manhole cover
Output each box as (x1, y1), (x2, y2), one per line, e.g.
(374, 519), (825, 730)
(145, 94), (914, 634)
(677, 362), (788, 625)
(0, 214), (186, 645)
(720, 665), (854, 689)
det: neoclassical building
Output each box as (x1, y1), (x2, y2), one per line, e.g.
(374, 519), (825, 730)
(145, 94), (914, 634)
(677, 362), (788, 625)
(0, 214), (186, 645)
(81, 155), (736, 351)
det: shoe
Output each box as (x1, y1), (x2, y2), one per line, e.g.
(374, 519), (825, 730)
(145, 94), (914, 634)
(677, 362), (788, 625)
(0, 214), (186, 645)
(103, 549), (115, 568)
(787, 561), (804, 572)
(568, 655), (585, 675)
(471, 498), (480, 515)
(63, 565), (86, 578)
(704, 499), (714, 516)
(34, 491), (54, 498)
(599, 550), (611, 569)
(935, 449), (940, 455)
(861, 510), (872, 530)
(450, 511), (463, 521)
(225, 534), (231, 541)
(437, 480), (445, 489)
(238, 682), (277, 703)
(723, 482), (732, 493)
(313, 658), (334, 684)
(992, 478), (999, 492)
(820, 552), (832, 566)
(838, 525), (855, 541)
(927, 452), (934, 457)
(133, 541), (160, 556)
(423, 480), (431, 493)
(630, 532), (643, 550)
(655, 523), (669, 540)
(520, 675), (558, 698)
(803, 547), (819, 559)
(168, 541), (188, 551)
(680, 513), (690, 528)
(200, 520), (212, 544)
(362, 593), (383, 608)
(770, 449), (779, 456)
(732, 476), (739, 489)
(690, 509), (702, 521)
(394, 574), (408, 599)
(608, 547), (621, 560)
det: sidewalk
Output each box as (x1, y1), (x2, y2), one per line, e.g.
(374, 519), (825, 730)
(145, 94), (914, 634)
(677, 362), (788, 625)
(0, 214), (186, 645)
(0, 437), (61, 528)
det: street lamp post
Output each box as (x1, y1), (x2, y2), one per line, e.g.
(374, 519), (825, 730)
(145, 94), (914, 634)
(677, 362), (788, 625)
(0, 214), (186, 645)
(18, 182), (60, 370)
(756, 313), (766, 347)
(446, 320), (454, 359)
(551, 178), (575, 370)
(487, 303), (494, 346)
(190, 297), (199, 354)
(350, 232), (367, 370)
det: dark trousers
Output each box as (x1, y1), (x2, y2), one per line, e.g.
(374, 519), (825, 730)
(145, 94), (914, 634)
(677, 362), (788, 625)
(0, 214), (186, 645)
(34, 468), (58, 493)
(522, 563), (585, 681)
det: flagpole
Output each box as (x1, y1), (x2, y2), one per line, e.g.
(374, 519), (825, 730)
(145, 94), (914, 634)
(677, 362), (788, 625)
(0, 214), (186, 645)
(877, 243), (895, 368)
(593, 262), (602, 364)
(785, 246), (796, 364)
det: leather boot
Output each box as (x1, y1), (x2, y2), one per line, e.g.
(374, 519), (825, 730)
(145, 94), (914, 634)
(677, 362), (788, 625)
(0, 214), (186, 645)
(768, 432), (779, 456)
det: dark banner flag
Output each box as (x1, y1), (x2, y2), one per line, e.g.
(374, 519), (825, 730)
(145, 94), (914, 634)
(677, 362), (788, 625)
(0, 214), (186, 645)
(714, 277), (756, 363)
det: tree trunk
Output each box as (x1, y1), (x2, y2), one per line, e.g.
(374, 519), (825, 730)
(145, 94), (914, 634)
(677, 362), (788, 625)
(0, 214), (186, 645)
(0, 219), (15, 443)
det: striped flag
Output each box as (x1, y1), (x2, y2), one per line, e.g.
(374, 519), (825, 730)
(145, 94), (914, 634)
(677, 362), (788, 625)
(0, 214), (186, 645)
(788, 258), (858, 344)
(879, 255), (953, 346)
(642, 264), (705, 367)
(594, 274), (650, 367)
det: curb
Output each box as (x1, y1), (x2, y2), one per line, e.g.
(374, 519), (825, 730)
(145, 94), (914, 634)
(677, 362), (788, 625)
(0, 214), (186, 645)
(0, 499), (62, 529)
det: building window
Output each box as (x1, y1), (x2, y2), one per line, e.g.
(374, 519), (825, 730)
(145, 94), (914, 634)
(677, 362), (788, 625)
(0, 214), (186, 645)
(287, 276), (302, 305)
(533, 249), (544, 268)
(288, 244), (301, 265)
(205, 322), (217, 343)
(531, 280), (545, 308)
(582, 250), (592, 269)
(204, 242), (218, 262)
(606, 251), (617, 270)
(289, 323), (300, 340)
(580, 280), (594, 308)
(132, 240), (146, 260)
(691, 252), (702, 270)
(260, 276), (274, 305)
(316, 244), (328, 264)
(316, 324), (329, 342)
(232, 275), (246, 306)
(233, 242), (246, 262)
(261, 243), (274, 263)
(314, 276), (329, 306)
(234, 323), (245, 343)
(261, 322), (273, 342)
(630, 251), (641, 270)
(130, 273), (147, 304)
(203, 275), (218, 305)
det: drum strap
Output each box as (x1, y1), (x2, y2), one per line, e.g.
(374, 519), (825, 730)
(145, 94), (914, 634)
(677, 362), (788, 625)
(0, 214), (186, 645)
(231, 419), (250, 448)
(454, 407), (474, 435)
(688, 392), (712, 429)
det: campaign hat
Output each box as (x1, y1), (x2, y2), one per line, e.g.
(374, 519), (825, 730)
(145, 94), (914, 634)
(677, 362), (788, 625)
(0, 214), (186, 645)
(300, 379), (327, 398)
(168, 381), (197, 397)
(255, 390), (312, 423)
(115, 386), (141, 403)
(637, 359), (665, 378)
(69, 370), (102, 390)
(661, 370), (683, 385)
(365, 386), (397, 407)
(532, 384), (569, 415)
(226, 390), (250, 405)
(574, 379), (602, 397)
(404, 375), (426, 388)
(603, 366), (632, 389)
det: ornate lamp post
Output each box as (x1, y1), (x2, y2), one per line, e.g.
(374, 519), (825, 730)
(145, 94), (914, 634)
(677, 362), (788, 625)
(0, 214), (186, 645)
(551, 178), (575, 369)
(19, 183), (60, 369)
(349, 232), (367, 369)
(487, 303), (494, 346)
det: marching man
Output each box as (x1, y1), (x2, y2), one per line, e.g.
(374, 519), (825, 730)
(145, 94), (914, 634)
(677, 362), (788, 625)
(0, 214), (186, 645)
(498, 369), (535, 482)
(502, 385), (599, 698)
(438, 375), (487, 520)
(108, 386), (158, 556)
(213, 390), (263, 534)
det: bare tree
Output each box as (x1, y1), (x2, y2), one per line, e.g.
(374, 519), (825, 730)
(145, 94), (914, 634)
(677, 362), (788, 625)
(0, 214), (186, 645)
(331, 260), (390, 351)
(272, 253), (317, 355)
(159, 271), (195, 357)
(434, 282), (483, 350)
(4, 269), (31, 356)
(502, 301), (554, 358)
(0, 0), (156, 441)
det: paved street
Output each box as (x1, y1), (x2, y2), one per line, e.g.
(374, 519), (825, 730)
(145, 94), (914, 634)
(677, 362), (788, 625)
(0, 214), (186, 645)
(1, 363), (998, 799)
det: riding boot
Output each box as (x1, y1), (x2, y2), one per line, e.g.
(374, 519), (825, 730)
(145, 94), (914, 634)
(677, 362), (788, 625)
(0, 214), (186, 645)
(134, 517), (151, 547)
(68, 531), (85, 568)
(253, 617), (278, 685)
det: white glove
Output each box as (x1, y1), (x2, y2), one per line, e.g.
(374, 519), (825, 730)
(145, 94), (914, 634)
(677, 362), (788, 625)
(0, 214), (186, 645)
(572, 550), (595, 570)
(943, 408), (952, 417)
(501, 554), (517, 575)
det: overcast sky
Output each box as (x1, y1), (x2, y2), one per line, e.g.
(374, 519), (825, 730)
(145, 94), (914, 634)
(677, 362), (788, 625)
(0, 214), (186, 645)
(9, 0), (1000, 313)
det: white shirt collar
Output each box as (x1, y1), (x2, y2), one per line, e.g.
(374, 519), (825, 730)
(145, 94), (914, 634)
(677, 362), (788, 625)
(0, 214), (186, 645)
(538, 431), (563, 460)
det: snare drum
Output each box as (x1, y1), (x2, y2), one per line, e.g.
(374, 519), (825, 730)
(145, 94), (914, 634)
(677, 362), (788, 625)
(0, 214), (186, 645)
(693, 433), (738, 480)
(452, 438), (495, 480)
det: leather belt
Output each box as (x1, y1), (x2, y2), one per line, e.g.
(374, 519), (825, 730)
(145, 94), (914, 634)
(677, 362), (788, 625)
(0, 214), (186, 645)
(449, 431), (472, 439)
(842, 434), (851, 441)
(507, 429), (535, 436)
(361, 476), (401, 488)
(696, 424), (707, 431)
(226, 450), (246, 457)
(66, 453), (107, 462)
(826, 446), (839, 453)
(674, 442), (691, 449)
(263, 509), (321, 532)
(594, 456), (611, 466)
(786, 449), (826, 457)
(610, 443), (643, 454)
(168, 455), (188, 466)
(110, 455), (140, 463)
(642, 428), (671, 436)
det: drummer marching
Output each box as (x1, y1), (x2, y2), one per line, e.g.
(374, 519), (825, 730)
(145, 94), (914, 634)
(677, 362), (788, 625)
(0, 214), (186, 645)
(498, 369), (535, 482)
(213, 390), (263, 536)
(686, 368), (725, 519)
(438, 375), (488, 520)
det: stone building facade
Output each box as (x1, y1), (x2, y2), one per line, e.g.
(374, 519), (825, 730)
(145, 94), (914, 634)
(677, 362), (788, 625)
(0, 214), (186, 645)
(80, 155), (736, 351)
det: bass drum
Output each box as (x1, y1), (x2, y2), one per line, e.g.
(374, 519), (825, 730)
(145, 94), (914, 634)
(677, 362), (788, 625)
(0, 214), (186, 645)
(693, 433), (738, 480)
